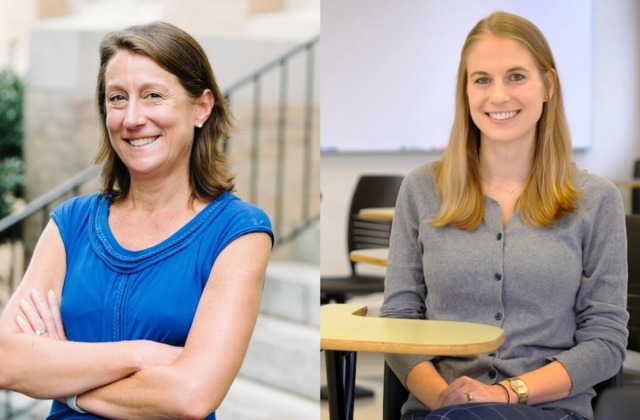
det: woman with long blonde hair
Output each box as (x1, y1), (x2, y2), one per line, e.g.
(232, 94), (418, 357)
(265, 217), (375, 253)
(381, 11), (627, 420)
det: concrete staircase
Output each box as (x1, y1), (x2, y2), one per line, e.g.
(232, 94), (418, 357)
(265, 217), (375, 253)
(216, 221), (319, 419)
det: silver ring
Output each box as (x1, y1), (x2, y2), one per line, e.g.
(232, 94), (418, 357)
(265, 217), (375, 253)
(35, 329), (48, 336)
(465, 391), (473, 401)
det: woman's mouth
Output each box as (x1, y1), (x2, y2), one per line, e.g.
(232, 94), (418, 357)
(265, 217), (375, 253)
(126, 136), (159, 147)
(487, 111), (519, 121)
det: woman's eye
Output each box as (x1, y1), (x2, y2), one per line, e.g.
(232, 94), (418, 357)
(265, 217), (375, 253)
(474, 77), (490, 85)
(146, 92), (162, 99)
(108, 94), (125, 103)
(510, 73), (525, 82)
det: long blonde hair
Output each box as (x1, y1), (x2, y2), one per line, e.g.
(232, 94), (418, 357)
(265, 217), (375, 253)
(431, 11), (578, 230)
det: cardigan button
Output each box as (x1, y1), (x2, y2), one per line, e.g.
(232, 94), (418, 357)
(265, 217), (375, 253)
(494, 273), (502, 281)
(495, 312), (503, 321)
(496, 233), (503, 240)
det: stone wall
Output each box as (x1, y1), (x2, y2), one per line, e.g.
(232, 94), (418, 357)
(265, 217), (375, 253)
(163, 0), (284, 36)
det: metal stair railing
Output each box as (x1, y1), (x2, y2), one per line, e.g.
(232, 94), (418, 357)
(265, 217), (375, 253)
(0, 165), (99, 234)
(224, 35), (320, 247)
(0, 165), (99, 293)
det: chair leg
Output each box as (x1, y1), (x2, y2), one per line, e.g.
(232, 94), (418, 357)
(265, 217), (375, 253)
(325, 350), (358, 420)
(320, 384), (375, 400)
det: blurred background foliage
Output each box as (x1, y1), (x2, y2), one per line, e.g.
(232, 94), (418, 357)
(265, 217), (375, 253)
(0, 67), (24, 241)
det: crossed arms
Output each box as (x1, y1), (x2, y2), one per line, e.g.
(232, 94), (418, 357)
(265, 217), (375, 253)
(0, 220), (272, 419)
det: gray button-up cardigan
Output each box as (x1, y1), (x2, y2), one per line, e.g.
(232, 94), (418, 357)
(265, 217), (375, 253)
(380, 163), (628, 420)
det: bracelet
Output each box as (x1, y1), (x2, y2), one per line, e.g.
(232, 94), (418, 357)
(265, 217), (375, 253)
(66, 395), (87, 413)
(494, 383), (510, 403)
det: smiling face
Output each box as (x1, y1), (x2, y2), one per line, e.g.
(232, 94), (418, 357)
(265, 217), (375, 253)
(104, 50), (209, 180)
(466, 35), (552, 147)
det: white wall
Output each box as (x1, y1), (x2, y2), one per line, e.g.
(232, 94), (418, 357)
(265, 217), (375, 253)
(321, 0), (593, 151)
(320, 0), (640, 276)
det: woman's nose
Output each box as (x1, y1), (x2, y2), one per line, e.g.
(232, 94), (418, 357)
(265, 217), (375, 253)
(489, 82), (509, 103)
(123, 99), (146, 128)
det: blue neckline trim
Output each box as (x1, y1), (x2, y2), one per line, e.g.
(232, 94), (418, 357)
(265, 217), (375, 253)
(88, 192), (234, 273)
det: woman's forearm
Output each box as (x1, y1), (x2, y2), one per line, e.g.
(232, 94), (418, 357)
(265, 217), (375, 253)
(0, 334), (173, 399)
(500, 360), (572, 406)
(406, 360), (449, 410)
(77, 360), (222, 419)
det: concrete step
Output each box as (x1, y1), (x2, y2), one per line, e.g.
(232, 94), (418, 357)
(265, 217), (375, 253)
(0, 391), (51, 420)
(262, 259), (319, 327)
(292, 219), (320, 265)
(240, 313), (319, 400)
(217, 376), (318, 420)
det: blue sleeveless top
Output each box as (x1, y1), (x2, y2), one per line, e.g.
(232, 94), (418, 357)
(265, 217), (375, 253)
(46, 192), (273, 419)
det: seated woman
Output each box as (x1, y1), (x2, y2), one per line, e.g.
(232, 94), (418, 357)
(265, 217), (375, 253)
(380, 11), (628, 420)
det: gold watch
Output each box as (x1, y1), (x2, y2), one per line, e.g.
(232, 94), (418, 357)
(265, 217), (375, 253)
(507, 377), (529, 405)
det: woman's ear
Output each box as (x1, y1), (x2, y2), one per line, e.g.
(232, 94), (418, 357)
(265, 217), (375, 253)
(195, 89), (215, 126)
(545, 69), (556, 101)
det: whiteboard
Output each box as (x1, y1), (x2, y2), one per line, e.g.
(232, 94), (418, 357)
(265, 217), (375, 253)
(321, 0), (593, 152)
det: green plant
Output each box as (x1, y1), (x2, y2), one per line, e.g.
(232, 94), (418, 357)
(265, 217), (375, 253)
(0, 67), (24, 240)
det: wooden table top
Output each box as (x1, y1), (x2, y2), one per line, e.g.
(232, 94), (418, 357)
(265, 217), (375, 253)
(358, 207), (395, 221)
(321, 304), (506, 356)
(614, 180), (640, 188)
(350, 248), (389, 267)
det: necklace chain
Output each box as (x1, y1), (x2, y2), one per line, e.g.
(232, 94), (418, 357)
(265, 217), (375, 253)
(480, 177), (525, 194)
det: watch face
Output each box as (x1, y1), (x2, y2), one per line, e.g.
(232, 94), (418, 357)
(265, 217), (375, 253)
(508, 378), (528, 404)
(510, 378), (528, 396)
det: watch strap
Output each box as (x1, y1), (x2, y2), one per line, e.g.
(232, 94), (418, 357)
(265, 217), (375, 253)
(66, 395), (87, 413)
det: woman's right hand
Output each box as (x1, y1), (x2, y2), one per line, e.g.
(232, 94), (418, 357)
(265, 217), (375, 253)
(15, 288), (67, 340)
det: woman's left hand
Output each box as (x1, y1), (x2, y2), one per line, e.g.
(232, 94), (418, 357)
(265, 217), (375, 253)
(437, 375), (508, 407)
(15, 288), (67, 340)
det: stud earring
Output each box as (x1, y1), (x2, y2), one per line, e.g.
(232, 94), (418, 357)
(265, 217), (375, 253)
(196, 122), (203, 128)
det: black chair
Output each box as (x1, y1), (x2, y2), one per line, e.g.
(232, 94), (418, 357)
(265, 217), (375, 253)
(594, 385), (640, 420)
(625, 213), (640, 384)
(383, 362), (623, 420)
(632, 160), (640, 214)
(321, 175), (403, 404)
(321, 174), (404, 304)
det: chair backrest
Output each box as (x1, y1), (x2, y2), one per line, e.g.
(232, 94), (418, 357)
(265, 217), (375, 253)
(627, 214), (640, 352)
(346, 175), (404, 274)
(592, 367), (623, 409)
(382, 363), (622, 420)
